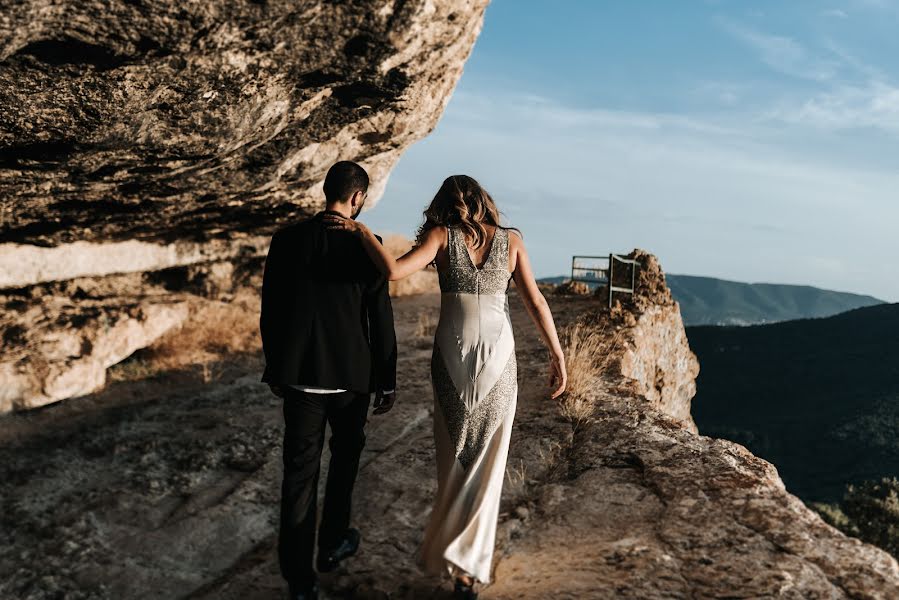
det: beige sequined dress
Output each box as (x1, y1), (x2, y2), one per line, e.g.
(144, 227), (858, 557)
(418, 225), (517, 584)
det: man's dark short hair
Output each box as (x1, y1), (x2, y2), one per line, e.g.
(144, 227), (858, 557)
(323, 161), (369, 203)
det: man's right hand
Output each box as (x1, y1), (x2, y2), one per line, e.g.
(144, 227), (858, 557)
(372, 390), (396, 415)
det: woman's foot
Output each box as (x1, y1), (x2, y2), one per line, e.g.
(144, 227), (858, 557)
(453, 576), (478, 600)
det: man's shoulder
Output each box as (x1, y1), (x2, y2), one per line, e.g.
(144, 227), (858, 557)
(271, 215), (319, 239)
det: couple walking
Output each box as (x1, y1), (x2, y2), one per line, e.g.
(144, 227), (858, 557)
(260, 161), (567, 599)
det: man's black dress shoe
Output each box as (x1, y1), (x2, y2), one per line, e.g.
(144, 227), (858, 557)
(288, 579), (319, 600)
(316, 528), (361, 572)
(453, 578), (478, 599)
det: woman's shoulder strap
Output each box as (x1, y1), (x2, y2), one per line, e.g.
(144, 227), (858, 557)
(497, 226), (511, 266)
(445, 224), (459, 261)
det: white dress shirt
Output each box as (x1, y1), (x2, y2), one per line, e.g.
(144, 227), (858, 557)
(289, 384), (394, 395)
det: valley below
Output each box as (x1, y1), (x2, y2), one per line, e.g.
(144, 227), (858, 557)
(689, 303), (899, 503)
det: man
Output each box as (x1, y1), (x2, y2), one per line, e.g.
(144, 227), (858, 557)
(260, 160), (398, 600)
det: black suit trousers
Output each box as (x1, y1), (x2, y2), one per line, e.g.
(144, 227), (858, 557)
(278, 387), (370, 585)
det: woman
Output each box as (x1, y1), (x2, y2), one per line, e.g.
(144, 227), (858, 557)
(324, 175), (567, 598)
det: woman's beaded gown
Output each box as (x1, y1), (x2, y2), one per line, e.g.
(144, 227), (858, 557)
(418, 225), (517, 584)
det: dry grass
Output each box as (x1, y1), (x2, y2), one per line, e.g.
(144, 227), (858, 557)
(411, 310), (438, 349)
(414, 310), (437, 338)
(503, 438), (565, 509)
(107, 356), (160, 382)
(558, 322), (620, 425)
(382, 234), (440, 297)
(151, 290), (261, 363)
(505, 458), (530, 503)
(536, 438), (564, 467)
(109, 288), (261, 383)
(382, 234), (414, 258)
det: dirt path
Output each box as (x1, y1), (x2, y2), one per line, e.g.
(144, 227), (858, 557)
(190, 291), (595, 600)
(0, 291), (598, 600)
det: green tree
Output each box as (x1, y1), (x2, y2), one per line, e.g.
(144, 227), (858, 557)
(841, 477), (899, 557)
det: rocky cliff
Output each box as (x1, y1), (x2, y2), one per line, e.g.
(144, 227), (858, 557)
(3, 3), (898, 598)
(487, 252), (899, 599)
(0, 0), (487, 411)
(601, 249), (700, 433)
(2, 253), (897, 599)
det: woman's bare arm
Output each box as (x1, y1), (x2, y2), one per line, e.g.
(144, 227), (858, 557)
(322, 214), (444, 281)
(509, 231), (568, 399)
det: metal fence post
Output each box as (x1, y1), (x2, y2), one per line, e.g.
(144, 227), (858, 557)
(631, 257), (636, 301)
(569, 254), (637, 308)
(608, 252), (613, 308)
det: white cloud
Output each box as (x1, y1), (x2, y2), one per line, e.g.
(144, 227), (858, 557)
(758, 40), (899, 134)
(718, 19), (840, 81)
(773, 81), (899, 132)
(714, 20), (899, 137)
(822, 40), (886, 80)
(822, 8), (849, 18)
(370, 90), (899, 301)
(691, 81), (754, 107)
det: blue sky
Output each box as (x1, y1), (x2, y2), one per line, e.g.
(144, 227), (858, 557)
(362, 0), (899, 302)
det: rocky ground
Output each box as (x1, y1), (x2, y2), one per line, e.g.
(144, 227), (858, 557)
(0, 290), (590, 599)
(3, 284), (898, 599)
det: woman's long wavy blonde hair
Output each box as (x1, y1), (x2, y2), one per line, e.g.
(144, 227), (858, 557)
(415, 175), (518, 251)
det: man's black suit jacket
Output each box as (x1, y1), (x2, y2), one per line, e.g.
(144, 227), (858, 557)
(259, 210), (397, 394)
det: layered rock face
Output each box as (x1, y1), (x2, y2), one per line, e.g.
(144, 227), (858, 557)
(0, 259), (262, 412)
(606, 250), (700, 432)
(0, 0), (487, 411)
(1, 291), (189, 413)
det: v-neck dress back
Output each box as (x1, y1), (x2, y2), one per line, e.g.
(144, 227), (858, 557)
(418, 225), (518, 584)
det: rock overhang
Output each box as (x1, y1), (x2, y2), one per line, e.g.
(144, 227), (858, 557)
(0, 0), (490, 410)
(0, 0), (489, 248)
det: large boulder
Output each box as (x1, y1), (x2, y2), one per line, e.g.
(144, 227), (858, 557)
(489, 250), (899, 599)
(0, 0), (489, 252)
(0, 291), (189, 412)
(613, 249), (700, 432)
(581, 248), (700, 432)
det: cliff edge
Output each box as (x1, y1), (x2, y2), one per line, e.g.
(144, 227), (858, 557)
(485, 250), (899, 599)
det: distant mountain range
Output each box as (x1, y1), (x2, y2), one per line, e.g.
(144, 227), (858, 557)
(666, 275), (883, 325)
(538, 274), (884, 326)
(687, 302), (899, 502)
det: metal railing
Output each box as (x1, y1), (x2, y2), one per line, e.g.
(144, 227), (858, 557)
(570, 254), (640, 308)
